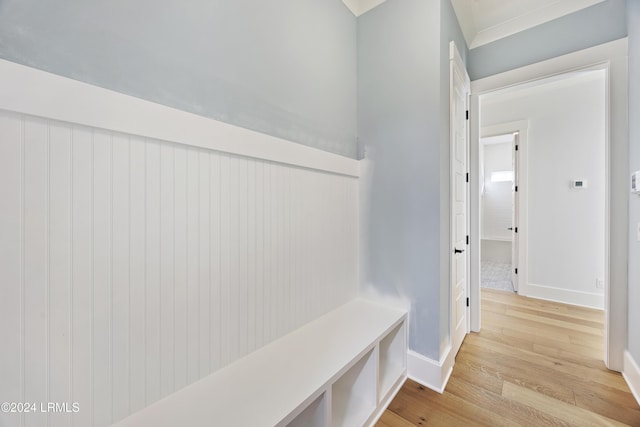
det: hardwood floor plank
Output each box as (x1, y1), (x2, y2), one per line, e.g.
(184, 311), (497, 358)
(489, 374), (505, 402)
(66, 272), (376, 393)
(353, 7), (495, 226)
(467, 336), (631, 394)
(377, 410), (417, 427)
(392, 379), (521, 427)
(445, 376), (576, 427)
(388, 388), (479, 426)
(502, 381), (628, 427)
(573, 385), (640, 425)
(377, 291), (640, 427)
(506, 305), (604, 329)
(504, 308), (604, 336)
(532, 342), (610, 372)
(456, 344), (577, 404)
(500, 325), (604, 359)
(482, 289), (603, 322)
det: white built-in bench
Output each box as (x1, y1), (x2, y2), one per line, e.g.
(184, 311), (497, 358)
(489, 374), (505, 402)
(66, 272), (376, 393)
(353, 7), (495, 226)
(112, 299), (407, 427)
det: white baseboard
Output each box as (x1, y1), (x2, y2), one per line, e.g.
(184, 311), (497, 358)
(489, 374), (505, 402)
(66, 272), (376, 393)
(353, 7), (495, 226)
(406, 348), (454, 394)
(520, 283), (604, 309)
(623, 350), (640, 406)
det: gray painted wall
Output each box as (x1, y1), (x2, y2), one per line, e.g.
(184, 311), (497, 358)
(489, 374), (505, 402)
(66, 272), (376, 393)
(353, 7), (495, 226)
(358, 0), (467, 359)
(627, 0), (640, 363)
(467, 0), (627, 80)
(0, 0), (358, 158)
(358, 0), (442, 359)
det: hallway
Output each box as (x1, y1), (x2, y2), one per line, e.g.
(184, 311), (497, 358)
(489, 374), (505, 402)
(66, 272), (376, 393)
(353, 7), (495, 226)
(377, 289), (640, 426)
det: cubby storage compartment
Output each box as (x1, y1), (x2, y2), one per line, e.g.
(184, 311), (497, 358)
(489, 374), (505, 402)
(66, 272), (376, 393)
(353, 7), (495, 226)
(287, 394), (326, 427)
(379, 322), (406, 399)
(331, 349), (377, 427)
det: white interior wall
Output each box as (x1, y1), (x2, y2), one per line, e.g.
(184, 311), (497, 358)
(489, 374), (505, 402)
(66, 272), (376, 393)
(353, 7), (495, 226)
(481, 240), (512, 263)
(481, 139), (513, 241)
(482, 71), (606, 307)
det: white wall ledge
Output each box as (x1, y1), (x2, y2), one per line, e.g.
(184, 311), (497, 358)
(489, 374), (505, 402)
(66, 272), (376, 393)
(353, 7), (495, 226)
(0, 59), (359, 178)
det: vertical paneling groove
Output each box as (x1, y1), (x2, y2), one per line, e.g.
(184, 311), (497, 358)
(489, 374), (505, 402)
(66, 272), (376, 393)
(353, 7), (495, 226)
(186, 148), (199, 383)
(237, 158), (248, 357)
(198, 150), (210, 377)
(172, 145), (187, 391)
(112, 135), (130, 422)
(69, 128), (74, 427)
(1, 110), (358, 427)
(0, 113), (24, 427)
(126, 138), (131, 417)
(49, 122), (72, 427)
(46, 122), (50, 427)
(109, 135), (114, 427)
(255, 162), (264, 350)
(144, 141), (161, 404)
(208, 152), (219, 373)
(128, 137), (146, 413)
(21, 117), (25, 427)
(220, 153), (229, 366)
(171, 144), (176, 394)
(24, 118), (49, 426)
(160, 142), (175, 398)
(90, 131), (94, 427)
(247, 160), (256, 353)
(228, 155), (238, 361)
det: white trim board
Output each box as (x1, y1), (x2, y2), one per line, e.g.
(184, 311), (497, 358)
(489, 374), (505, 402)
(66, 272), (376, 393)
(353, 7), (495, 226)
(519, 283), (604, 310)
(407, 348), (454, 394)
(623, 351), (640, 406)
(0, 59), (359, 177)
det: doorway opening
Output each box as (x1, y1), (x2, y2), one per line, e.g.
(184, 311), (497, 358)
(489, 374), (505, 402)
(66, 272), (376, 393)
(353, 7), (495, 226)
(471, 62), (614, 364)
(480, 131), (518, 294)
(468, 38), (628, 372)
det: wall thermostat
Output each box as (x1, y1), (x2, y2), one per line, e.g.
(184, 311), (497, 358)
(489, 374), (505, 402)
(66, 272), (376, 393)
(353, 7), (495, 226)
(571, 180), (587, 189)
(632, 171), (640, 193)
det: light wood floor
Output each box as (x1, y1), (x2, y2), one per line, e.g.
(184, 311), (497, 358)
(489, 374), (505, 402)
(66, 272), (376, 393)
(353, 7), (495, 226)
(377, 289), (640, 426)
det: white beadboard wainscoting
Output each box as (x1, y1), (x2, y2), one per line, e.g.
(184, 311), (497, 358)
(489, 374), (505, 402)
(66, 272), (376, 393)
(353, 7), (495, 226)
(0, 60), (360, 427)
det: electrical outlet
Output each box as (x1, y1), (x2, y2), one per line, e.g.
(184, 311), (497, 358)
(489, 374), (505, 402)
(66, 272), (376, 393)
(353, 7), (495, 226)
(596, 279), (604, 289)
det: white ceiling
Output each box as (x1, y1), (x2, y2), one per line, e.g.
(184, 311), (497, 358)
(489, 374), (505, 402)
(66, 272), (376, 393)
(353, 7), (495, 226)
(341, 0), (387, 16)
(450, 0), (605, 49)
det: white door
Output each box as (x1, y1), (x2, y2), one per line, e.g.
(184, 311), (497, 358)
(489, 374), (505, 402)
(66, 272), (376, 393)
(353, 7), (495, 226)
(450, 41), (470, 357)
(511, 132), (520, 292)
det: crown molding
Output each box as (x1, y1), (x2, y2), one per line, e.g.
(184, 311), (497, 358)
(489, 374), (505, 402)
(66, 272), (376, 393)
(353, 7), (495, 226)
(470, 0), (605, 49)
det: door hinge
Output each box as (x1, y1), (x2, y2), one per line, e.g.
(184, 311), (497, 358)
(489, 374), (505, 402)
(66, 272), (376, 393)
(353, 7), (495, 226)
(515, 268), (518, 275)
(515, 185), (518, 192)
(466, 110), (469, 120)
(466, 173), (469, 183)
(515, 145), (519, 151)
(515, 227), (518, 233)
(466, 297), (470, 307)
(466, 235), (469, 245)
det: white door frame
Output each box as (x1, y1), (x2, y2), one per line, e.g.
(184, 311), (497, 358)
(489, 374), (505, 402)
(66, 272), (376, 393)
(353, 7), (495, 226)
(469, 38), (628, 371)
(480, 121), (528, 295)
